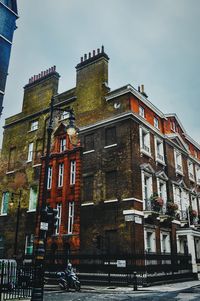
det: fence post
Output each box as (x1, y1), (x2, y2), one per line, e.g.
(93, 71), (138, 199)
(133, 271), (137, 291)
(0, 261), (5, 301)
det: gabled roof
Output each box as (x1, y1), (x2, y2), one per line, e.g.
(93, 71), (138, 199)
(140, 163), (155, 174)
(155, 170), (168, 181)
(165, 113), (186, 133)
(165, 133), (189, 153)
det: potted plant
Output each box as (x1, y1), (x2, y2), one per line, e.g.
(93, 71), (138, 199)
(150, 193), (163, 212)
(167, 201), (178, 217)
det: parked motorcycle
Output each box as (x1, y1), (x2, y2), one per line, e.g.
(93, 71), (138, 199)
(57, 269), (81, 291)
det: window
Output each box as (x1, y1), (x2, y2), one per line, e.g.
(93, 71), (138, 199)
(60, 138), (66, 152)
(0, 236), (5, 258)
(139, 127), (151, 155)
(173, 185), (189, 220)
(83, 176), (93, 202)
(171, 120), (176, 132)
(1, 192), (9, 215)
(145, 230), (155, 252)
(27, 142), (34, 162)
(60, 111), (70, 120)
(30, 120), (38, 131)
(191, 195), (198, 212)
(139, 106), (145, 118)
(195, 165), (200, 185)
(105, 127), (117, 147)
(28, 187), (38, 211)
(174, 149), (183, 174)
(58, 163), (64, 187)
(106, 170), (117, 200)
(47, 166), (52, 189)
(8, 147), (16, 171)
(155, 137), (164, 163)
(142, 172), (153, 210)
(160, 233), (171, 253)
(194, 150), (198, 159)
(68, 202), (74, 234)
(70, 161), (76, 185)
(55, 204), (62, 235)
(84, 134), (94, 152)
(188, 160), (194, 181)
(25, 234), (34, 255)
(154, 117), (159, 129)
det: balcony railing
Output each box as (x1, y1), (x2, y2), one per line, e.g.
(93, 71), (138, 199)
(177, 164), (182, 171)
(189, 172), (194, 179)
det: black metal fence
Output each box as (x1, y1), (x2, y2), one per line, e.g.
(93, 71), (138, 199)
(0, 260), (33, 300)
(45, 251), (194, 287)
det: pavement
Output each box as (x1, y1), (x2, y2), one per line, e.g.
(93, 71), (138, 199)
(5, 280), (200, 300)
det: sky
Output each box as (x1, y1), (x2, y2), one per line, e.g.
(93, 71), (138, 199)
(1, 0), (200, 146)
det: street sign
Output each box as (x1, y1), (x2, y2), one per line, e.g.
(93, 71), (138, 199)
(40, 222), (48, 230)
(135, 216), (142, 224)
(117, 260), (126, 267)
(125, 214), (134, 222)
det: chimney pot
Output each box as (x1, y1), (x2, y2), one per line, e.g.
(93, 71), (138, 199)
(89, 52), (91, 58)
(84, 54), (87, 60)
(81, 57), (83, 62)
(93, 50), (95, 56)
(101, 45), (104, 53)
(138, 86), (140, 92)
(141, 84), (144, 93)
(97, 48), (100, 54)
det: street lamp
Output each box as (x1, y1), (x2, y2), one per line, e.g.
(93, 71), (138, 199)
(9, 190), (22, 258)
(31, 96), (78, 301)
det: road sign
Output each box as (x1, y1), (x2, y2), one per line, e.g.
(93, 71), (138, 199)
(117, 260), (126, 267)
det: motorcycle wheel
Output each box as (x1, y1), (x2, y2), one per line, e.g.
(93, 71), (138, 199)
(74, 281), (81, 292)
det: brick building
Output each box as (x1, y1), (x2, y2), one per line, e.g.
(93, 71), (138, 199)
(0, 47), (200, 276)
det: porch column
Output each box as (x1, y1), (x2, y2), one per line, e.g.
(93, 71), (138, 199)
(187, 233), (197, 273)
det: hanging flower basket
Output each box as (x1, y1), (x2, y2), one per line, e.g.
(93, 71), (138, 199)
(150, 193), (163, 212)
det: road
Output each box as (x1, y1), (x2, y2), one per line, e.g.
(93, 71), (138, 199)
(43, 286), (200, 301)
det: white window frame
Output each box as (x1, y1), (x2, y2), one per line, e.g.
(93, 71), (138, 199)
(28, 187), (38, 212)
(68, 202), (74, 234)
(160, 232), (171, 253)
(25, 234), (34, 255)
(139, 126), (151, 156)
(70, 160), (76, 185)
(157, 178), (167, 213)
(154, 117), (159, 129)
(154, 137), (165, 164)
(58, 163), (64, 187)
(195, 165), (200, 185)
(144, 228), (156, 253)
(171, 120), (176, 132)
(1, 192), (10, 215)
(188, 160), (194, 182)
(30, 120), (38, 131)
(55, 203), (62, 235)
(174, 149), (183, 175)
(47, 166), (52, 189)
(141, 171), (153, 210)
(173, 184), (189, 220)
(60, 138), (66, 152)
(191, 195), (198, 212)
(27, 142), (34, 162)
(139, 106), (145, 118)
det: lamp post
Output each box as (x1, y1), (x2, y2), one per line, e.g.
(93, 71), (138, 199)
(9, 190), (22, 258)
(31, 96), (78, 301)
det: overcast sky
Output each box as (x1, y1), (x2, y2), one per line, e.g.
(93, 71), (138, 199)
(1, 0), (200, 146)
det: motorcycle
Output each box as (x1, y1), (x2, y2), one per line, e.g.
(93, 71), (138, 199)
(57, 270), (81, 291)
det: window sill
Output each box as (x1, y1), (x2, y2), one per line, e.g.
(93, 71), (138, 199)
(26, 160), (33, 164)
(28, 129), (38, 133)
(104, 143), (117, 149)
(0, 213), (7, 216)
(140, 148), (152, 158)
(83, 150), (95, 154)
(175, 169), (184, 176)
(33, 163), (42, 167)
(156, 158), (166, 166)
(189, 176), (195, 183)
(6, 170), (15, 174)
(104, 199), (118, 203)
(81, 202), (94, 206)
(27, 209), (36, 213)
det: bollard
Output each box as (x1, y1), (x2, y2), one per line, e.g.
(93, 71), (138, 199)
(133, 271), (137, 291)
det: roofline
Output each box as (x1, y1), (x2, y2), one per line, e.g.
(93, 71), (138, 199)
(164, 113), (186, 133)
(105, 84), (167, 119)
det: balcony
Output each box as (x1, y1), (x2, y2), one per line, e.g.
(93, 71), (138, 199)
(157, 153), (164, 161)
(177, 164), (182, 171)
(143, 144), (150, 153)
(189, 173), (194, 180)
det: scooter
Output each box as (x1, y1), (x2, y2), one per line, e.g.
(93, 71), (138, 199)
(57, 270), (81, 291)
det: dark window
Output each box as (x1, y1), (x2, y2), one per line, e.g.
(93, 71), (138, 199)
(35, 139), (43, 164)
(83, 176), (93, 202)
(105, 127), (116, 146)
(105, 230), (118, 254)
(106, 170), (117, 199)
(84, 134), (94, 151)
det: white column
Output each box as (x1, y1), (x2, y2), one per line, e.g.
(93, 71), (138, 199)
(187, 233), (197, 273)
